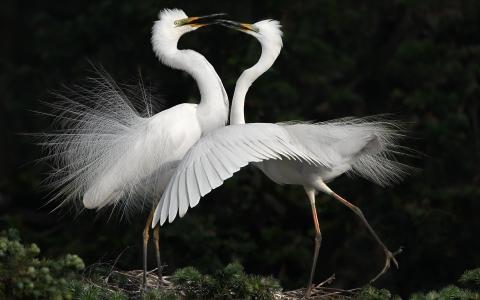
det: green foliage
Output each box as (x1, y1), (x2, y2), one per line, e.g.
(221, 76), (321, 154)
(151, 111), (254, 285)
(69, 280), (128, 300)
(171, 261), (281, 299)
(0, 229), (478, 300)
(459, 268), (480, 287)
(142, 289), (178, 300)
(409, 267), (480, 300)
(353, 286), (400, 300)
(171, 267), (208, 298)
(410, 285), (478, 300)
(0, 228), (85, 300)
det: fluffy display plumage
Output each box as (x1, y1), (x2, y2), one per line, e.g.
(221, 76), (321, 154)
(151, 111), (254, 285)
(40, 69), (167, 216)
(281, 117), (410, 186)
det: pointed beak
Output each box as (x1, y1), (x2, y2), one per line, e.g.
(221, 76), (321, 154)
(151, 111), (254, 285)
(217, 19), (259, 32)
(174, 13), (228, 28)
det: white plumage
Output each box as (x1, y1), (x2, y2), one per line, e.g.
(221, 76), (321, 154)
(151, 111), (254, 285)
(275, 118), (407, 187)
(152, 18), (410, 296)
(153, 19), (409, 225)
(42, 71), (158, 213)
(40, 11), (411, 295)
(42, 8), (230, 288)
(154, 117), (408, 225)
(44, 9), (229, 214)
(155, 123), (324, 224)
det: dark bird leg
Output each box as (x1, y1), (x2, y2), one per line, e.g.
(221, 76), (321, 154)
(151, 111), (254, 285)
(304, 187), (322, 298)
(331, 192), (401, 282)
(142, 208), (155, 290)
(153, 224), (164, 286)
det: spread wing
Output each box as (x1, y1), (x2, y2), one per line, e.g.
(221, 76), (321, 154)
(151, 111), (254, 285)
(152, 123), (325, 226)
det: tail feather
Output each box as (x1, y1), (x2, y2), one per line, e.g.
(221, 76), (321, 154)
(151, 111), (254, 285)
(282, 116), (413, 186)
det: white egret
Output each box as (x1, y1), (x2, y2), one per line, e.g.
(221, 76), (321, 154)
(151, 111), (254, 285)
(43, 9), (229, 288)
(153, 19), (409, 297)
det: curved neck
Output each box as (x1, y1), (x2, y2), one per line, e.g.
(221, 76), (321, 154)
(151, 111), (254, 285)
(230, 44), (279, 125)
(154, 37), (229, 131)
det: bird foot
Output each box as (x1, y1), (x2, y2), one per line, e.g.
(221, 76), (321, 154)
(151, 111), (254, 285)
(304, 286), (313, 299)
(370, 246), (403, 283)
(303, 274), (336, 298)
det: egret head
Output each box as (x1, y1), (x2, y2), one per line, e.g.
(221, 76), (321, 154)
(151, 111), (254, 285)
(152, 9), (226, 58)
(219, 19), (283, 53)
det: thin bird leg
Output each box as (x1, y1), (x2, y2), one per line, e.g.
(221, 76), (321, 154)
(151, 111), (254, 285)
(331, 192), (401, 282)
(305, 187), (322, 298)
(152, 224), (164, 286)
(142, 208), (155, 290)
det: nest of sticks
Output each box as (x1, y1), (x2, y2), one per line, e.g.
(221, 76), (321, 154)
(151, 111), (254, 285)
(274, 274), (359, 299)
(81, 263), (360, 299)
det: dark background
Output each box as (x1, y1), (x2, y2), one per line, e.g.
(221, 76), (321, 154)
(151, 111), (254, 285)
(1, 0), (479, 297)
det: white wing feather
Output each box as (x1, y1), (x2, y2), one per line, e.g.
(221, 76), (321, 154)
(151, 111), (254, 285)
(153, 117), (411, 227)
(281, 117), (410, 186)
(152, 123), (325, 226)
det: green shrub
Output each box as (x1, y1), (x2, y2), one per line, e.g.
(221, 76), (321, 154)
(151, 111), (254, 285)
(410, 285), (478, 300)
(354, 285), (400, 300)
(142, 288), (178, 300)
(171, 261), (281, 299)
(459, 268), (480, 288)
(171, 266), (208, 298)
(3, 227), (478, 300)
(0, 228), (85, 300)
(410, 268), (480, 300)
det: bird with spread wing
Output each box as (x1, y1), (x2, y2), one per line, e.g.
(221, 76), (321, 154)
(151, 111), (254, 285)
(152, 18), (410, 298)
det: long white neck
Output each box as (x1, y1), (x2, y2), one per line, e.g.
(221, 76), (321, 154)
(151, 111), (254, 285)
(230, 44), (280, 125)
(152, 34), (229, 132)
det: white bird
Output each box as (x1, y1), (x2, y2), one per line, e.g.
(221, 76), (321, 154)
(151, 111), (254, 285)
(42, 9), (229, 288)
(153, 19), (409, 297)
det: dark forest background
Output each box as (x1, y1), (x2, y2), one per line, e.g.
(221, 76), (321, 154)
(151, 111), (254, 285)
(1, 0), (479, 298)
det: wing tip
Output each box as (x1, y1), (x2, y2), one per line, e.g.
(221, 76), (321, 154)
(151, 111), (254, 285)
(152, 206), (160, 228)
(168, 212), (177, 224)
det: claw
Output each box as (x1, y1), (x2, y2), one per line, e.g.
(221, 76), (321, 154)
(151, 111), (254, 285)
(304, 285), (313, 299)
(370, 247), (402, 283)
(391, 246), (403, 269)
(391, 254), (399, 269)
(393, 246), (404, 256)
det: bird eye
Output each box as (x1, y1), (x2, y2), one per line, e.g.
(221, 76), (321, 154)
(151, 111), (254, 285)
(174, 18), (189, 27)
